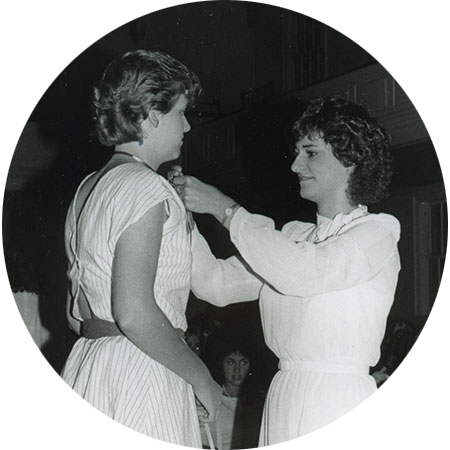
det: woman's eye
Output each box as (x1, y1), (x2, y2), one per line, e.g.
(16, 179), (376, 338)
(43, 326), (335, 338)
(307, 151), (317, 158)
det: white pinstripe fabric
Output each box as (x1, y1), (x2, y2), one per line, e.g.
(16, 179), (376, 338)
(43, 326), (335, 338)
(61, 163), (200, 447)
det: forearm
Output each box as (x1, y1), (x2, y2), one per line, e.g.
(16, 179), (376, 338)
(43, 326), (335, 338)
(191, 227), (261, 305)
(115, 304), (212, 388)
(175, 175), (239, 227)
(209, 198), (240, 230)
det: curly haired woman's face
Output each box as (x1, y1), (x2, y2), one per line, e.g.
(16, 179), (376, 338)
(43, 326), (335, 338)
(291, 134), (353, 215)
(223, 351), (250, 388)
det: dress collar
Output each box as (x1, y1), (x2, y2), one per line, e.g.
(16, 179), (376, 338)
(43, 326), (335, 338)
(315, 205), (368, 241)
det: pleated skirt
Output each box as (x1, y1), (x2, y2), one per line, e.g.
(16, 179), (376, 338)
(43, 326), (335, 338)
(259, 367), (376, 445)
(61, 335), (201, 447)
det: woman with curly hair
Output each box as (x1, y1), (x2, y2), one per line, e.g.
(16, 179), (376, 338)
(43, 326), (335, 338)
(199, 331), (264, 450)
(172, 97), (401, 443)
(61, 50), (221, 446)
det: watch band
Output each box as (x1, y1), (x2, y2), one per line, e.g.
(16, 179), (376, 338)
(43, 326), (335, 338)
(222, 203), (240, 225)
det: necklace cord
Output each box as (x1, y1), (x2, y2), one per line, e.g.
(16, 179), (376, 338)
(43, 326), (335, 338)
(114, 151), (155, 171)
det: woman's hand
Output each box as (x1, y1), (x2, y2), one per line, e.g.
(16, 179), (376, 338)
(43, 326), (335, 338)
(172, 174), (236, 220)
(167, 165), (195, 230)
(193, 376), (222, 423)
(167, 165), (185, 197)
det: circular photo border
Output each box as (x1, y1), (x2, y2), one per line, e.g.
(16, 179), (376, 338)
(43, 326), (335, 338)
(1, 1), (448, 449)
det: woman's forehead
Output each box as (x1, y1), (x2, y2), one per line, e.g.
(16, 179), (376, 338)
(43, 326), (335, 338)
(225, 351), (248, 360)
(296, 133), (327, 148)
(173, 94), (188, 108)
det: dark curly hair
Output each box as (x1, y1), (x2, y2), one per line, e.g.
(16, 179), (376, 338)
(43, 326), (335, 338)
(292, 97), (393, 205)
(92, 50), (201, 146)
(203, 330), (254, 385)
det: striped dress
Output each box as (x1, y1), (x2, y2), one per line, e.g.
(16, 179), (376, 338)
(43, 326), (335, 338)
(61, 163), (201, 447)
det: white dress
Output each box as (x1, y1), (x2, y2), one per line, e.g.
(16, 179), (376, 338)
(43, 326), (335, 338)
(61, 163), (201, 447)
(191, 205), (400, 444)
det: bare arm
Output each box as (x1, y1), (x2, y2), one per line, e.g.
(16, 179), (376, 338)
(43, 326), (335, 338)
(112, 202), (221, 419)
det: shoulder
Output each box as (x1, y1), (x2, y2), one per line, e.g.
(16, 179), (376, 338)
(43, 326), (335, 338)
(281, 220), (316, 239)
(104, 164), (174, 221)
(346, 212), (401, 241)
(113, 163), (168, 189)
(106, 163), (174, 203)
(359, 212), (400, 232)
(103, 166), (176, 240)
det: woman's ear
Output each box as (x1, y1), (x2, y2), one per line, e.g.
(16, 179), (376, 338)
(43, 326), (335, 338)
(147, 110), (160, 128)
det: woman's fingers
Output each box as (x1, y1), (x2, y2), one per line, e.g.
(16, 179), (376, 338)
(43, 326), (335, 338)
(172, 176), (195, 199)
(167, 166), (186, 198)
(171, 175), (214, 214)
(171, 175), (188, 198)
(171, 175), (187, 187)
(167, 165), (183, 182)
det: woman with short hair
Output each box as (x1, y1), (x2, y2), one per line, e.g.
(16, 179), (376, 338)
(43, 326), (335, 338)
(61, 50), (221, 446)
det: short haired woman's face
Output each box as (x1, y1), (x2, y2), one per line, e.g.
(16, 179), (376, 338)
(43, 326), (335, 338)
(223, 351), (250, 388)
(290, 134), (353, 210)
(150, 94), (191, 163)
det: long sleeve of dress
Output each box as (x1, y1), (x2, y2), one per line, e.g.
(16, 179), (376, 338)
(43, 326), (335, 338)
(229, 207), (400, 298)
(190, 226), (262, 307)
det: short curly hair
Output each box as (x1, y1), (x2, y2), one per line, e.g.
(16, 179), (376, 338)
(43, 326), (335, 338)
(92, 50), (201, 146)
(292, 97), (393, 205)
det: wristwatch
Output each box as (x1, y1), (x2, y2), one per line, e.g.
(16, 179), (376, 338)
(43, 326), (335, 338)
(222, 203), (240, 225)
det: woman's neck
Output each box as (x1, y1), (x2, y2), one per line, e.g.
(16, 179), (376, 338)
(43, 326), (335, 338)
(223, 383), (241, 398)
(114, 142), (159, 171)
(317, 196), (355, 219)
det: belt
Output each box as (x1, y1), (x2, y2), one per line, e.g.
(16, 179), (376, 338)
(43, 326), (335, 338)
(278, 359), (369, 375)
(80, 318), (123, 339)
(80, 319), (187, 341)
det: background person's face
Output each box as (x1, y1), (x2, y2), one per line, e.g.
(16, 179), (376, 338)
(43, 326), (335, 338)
(222, 351), (250, 388)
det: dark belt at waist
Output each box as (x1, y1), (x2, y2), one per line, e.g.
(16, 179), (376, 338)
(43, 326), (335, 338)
(80, 318), (123, 339)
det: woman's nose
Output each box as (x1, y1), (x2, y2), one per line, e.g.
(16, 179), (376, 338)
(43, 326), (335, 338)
(183, 117), (191, 133)
(291, 154), (304, 173)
